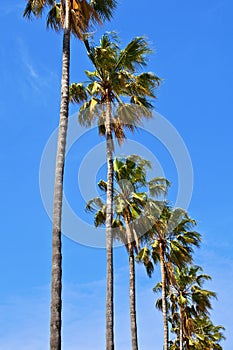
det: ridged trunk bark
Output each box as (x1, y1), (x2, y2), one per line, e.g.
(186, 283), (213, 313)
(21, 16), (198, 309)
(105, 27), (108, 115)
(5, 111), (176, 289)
(50, 1), (70, 349)
(105, 99), (114, 350)
(125, 215), (139, 350)
(159, 243), (169, 350)
(179, 306), (183, 350)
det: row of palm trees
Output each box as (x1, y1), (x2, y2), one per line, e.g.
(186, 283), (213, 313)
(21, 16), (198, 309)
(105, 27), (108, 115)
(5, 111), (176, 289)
(86, 155), (225, 350)
(24, 1), (225, 349)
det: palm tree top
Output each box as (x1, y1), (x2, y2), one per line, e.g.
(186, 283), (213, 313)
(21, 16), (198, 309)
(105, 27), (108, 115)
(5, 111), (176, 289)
(69, 33), (161, 140)
(24, 0), (117, 38)
(86, 155), (169, 244)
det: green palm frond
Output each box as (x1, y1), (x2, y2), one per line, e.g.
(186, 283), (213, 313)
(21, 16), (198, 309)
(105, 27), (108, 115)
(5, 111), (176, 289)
(85, 69), (100, 81)
(98, 179), (108, 192)
(94, 208), (106, 227)
(90, 0), (117, 21)
(136, 72), (161, 93)
(23, 0), (51, 18)
(148, 177), (170, 197)
(136, 247), (154, 277)
(155, 297), (163, 311)
(85, 197), (104, 212)
(69, 83), (88, 103)
(116, 37), (152, 72)
(69, 0), (101, 39)
(78, 98), (102, 127)
(23, 1), (35, 18)
(153, 281), (162, 293)
(129, 95), (154, 110)
(46, 3), (61, 30)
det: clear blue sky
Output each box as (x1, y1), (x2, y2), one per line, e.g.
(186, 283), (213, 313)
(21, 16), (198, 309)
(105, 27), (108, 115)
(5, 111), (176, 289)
(0, 0), (233, 349)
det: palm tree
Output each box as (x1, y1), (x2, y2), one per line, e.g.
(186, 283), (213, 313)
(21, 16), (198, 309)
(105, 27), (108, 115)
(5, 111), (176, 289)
(86, 155), (168, 350)
(137, 207), (201, 350)
(159, 265), (216, 350)
(69, 34), (160, 350)
(188, 315), (225, 350)
(24, 2), (117, 349)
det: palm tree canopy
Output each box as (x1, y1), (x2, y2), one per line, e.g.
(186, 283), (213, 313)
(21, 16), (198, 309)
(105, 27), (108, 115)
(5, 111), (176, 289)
(188, 315), (225, 350)
(155, 264), (219, 349)
(69, 33), (161, 141)
(137, 206), (201, 278)
(24, 0), (117, 38)
(168, 265), (216, 309)
(86, 155), (169, 248)
(168, 316), (225, 350)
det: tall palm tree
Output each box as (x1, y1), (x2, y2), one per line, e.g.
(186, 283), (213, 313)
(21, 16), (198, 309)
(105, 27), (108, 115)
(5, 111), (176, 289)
(158, 265), (216, 350)
(69, 34), (160, 350)
(24, 2), (117, 349)
(137, 207), (201, 350)
(86, 155), (168, 350)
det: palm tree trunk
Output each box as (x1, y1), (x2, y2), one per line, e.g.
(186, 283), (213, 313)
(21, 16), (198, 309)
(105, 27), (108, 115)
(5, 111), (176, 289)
(179, 306), (183, 350)
(125, 215), (139, 350)
(105, 99), (114, 350)
(50, 1), (70, 349)
(159, 243), (169, 350)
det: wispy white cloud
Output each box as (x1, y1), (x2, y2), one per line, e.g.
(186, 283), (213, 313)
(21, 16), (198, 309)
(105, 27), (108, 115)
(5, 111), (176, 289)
(0, 266), (162, 350)
(0, 262), (230, 349)
(16, 37), (59, 104)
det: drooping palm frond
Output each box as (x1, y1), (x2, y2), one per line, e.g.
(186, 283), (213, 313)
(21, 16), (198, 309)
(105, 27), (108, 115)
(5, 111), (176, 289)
(91, 0), (117, 21)
(23, 0), (53, 18)
(69, 83), (88, 103)
(136, 247), (154, 277)
(148, 177), (170, 197)
(115, 37), (152, 72)
(46, 3), (62, 30)
(70, 0), (101, 38)
(85, 196), (105, 212)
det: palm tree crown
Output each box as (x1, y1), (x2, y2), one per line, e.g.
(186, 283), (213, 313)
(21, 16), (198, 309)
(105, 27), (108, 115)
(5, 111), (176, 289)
(70, 33), (161, 140)
(24, 0), (117, 38)
(86, 155), (168, 242)
(157, 265), (217, 350)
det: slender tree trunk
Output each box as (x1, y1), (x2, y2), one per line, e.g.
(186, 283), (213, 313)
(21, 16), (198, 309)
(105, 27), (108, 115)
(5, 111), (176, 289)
(179, 306), (183, 350)
(50, 1), (70, 349)
(125, 215), (139, 350)
(124, 215), (138, 350)
(159, 243), (169, 350)
(105, 99), (114, 350)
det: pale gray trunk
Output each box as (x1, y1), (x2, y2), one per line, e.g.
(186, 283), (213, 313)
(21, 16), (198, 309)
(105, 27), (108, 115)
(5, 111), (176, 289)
(50, 1), (70, 349)
(159, 243), (169, 350)
(125, 216), (139, 350)
(105, 100), (114, 350)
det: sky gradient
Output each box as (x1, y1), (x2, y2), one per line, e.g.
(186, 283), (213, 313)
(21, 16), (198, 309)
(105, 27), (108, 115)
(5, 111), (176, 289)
(0, 0), (233, 349)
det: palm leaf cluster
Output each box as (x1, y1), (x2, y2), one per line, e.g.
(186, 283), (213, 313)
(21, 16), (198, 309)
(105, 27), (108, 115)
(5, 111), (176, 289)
(69, 33), (160, 143)
(86, 155), (168, 249)
(24, 0), (116, 37)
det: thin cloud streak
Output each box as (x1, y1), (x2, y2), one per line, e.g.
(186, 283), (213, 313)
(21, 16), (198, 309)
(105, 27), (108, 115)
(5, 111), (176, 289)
(16, 37), (59, 103)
